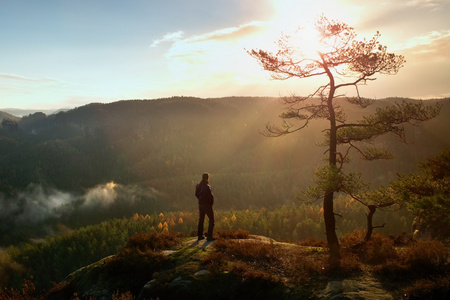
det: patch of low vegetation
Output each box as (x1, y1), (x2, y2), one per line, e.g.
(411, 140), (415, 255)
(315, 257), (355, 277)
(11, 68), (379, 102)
(4, 230), (450, 299)
(201, 233), (326, 297)
(0, 278), (43, 300)
(403, 276), (450, 300)
(124, 231), (182, 251)
(215, 229), (250, 239)
(340, 230), (450, 299)
(47, 232), (182, 299)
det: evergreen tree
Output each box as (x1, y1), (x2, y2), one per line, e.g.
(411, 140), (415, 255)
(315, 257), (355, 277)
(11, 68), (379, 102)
(248, 15), (441, 266)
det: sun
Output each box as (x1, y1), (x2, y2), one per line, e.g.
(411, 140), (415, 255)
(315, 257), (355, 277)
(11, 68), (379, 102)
(268, 1), (327, 57)
(294, 25), (324, 57)
(268, 0), (357, 57)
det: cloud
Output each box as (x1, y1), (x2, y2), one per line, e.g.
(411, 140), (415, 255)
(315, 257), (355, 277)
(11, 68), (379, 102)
(400, 30), (450, 61)
(0, 73), (61, 84)
(405, 0), (449, 11)
(183, 21), (265, 44)
(161, 21), (267, 76)
(150, 30), (184, 48)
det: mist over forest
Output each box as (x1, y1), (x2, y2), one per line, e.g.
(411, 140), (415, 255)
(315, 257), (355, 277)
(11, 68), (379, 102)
(1, 96), (449, 245)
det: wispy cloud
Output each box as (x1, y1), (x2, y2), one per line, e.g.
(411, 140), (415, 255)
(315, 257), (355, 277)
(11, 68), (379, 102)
(183, 21), (265, 44)
(148, 21), (268, 94)
(0, 73), (60, 83)
(164, 21), (266, 67)
(0, 73), (72, 90)
(150, 30), (184, 48)
(402, 29), (450, 49)
(405, 0), (450, 11)
(402, 30), (450, 62)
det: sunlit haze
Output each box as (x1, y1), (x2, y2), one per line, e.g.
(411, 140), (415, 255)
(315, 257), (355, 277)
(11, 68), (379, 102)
(1, 0), (449, 110)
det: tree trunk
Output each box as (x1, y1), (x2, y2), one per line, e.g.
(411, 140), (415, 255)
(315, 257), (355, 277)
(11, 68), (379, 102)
(323, 68), (341, 268)
(364, 205), (377, 242)
(322, 69), (341, 269)
(323, 191), (340, 268)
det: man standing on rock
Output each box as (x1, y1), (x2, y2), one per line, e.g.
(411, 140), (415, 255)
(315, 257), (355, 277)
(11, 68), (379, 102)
(195, 172), (215, 241)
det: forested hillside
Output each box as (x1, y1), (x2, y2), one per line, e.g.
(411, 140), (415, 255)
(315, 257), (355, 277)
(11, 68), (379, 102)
(0, 97), (326, 202)
(0, 97), (449, 244)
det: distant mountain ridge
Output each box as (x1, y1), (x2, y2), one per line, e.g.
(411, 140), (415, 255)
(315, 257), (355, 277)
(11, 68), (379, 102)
(0, 111), (20, 122)
(0, 108), (67, 117)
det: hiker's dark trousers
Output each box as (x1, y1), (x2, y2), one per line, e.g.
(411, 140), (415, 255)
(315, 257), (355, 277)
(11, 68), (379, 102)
(197, 203), (214, 238)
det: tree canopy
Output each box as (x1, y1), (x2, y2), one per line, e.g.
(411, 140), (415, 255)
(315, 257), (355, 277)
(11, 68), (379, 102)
(388, 149), (450, 239)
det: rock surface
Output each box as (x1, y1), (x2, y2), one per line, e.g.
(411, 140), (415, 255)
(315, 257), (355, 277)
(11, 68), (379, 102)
(318, 279), (394, 300)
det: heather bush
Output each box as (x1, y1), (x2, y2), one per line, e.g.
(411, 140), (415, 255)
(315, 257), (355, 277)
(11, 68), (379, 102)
(0, 278), (42, 300)
(213, 239), (281, 262)
(338, 252), (362, 275)
(400, 240), (449, 274)
(297, 237), (327, 248)
(230, 260), (281, 284)
(216, 229), (250, 239)
(200, 251), (228, 274)
(403, 276), (450, 299)
(364, 234), (398, 264)
(339, 229), (366, 247)
(112, 290), (136, 300)
(340, 231), (398, 264)
(125, 231), (181, 251)
(203, 237), (327, 284)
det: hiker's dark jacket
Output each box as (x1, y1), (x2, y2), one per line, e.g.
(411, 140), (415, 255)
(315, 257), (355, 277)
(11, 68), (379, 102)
(195, 180), (214, 205)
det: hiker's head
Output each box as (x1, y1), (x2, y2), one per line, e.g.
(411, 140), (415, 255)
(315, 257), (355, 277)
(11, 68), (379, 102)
(202, 172), (209, 182)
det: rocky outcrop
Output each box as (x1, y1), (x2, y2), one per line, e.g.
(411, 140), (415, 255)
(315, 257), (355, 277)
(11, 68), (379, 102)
(48, 236), (398, 300)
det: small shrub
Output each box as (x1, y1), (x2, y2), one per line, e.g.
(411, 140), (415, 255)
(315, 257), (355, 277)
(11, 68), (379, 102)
(200, 251), (229, 274)
(284, 248), (327, 280)
(364, 234), (398, 264)
(403, 276), (450, 299)
(213, 239), (281, 262)
(400, 240), (449, 274)
(0, 278), (43, 300)
(112, 290), (135, 300)
(230, 260), (280, 284)
(297, 237), (327, 248)
(373, 260), (410, 280)
(206, 238), (327, 284)
(341, 231), (397, 264)
(340, 230), (366, 248)
(125, 231), (181, 251)
(203, 239), (285, 284)
(374, 239), (449, 279)
(216, 229), (250, 239)
(390, 232), (415, 247)
(339, 252), (362, 275)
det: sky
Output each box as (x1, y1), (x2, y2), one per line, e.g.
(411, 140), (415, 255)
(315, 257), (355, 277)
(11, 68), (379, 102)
(0, 0), (449, 110)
